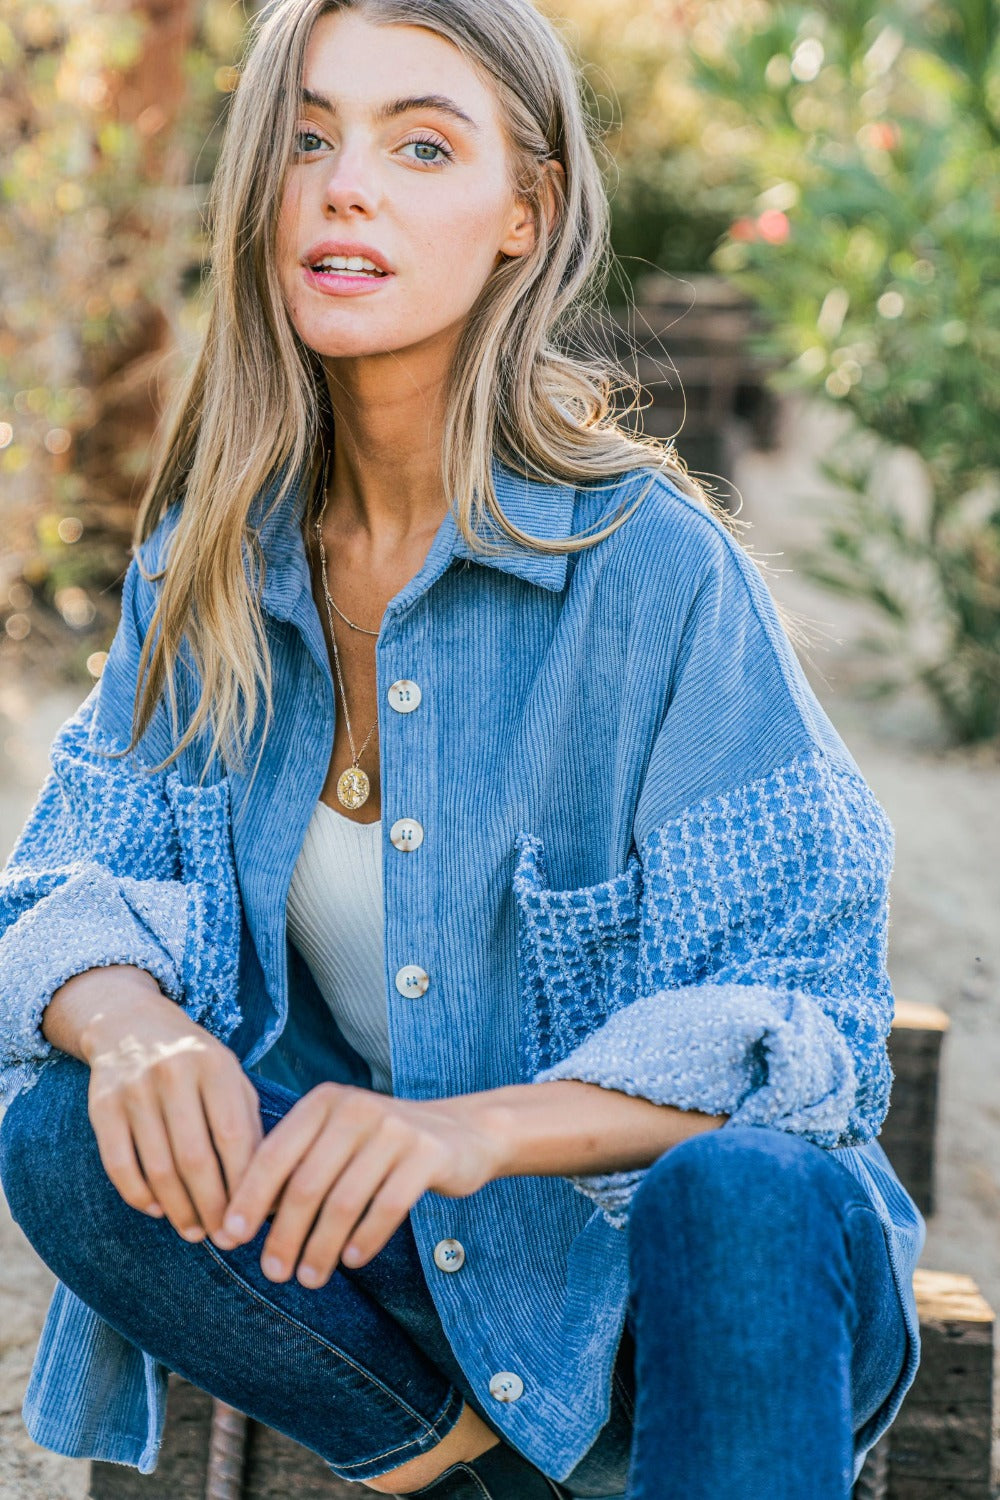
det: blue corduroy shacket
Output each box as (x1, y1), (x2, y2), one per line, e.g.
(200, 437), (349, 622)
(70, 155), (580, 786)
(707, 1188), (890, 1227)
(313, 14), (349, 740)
(0, 457), (925, 1485)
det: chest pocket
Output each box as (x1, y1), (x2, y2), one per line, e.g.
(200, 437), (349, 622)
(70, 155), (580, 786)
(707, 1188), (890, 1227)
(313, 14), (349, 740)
(512, 830), (642, 1080)
(162, 771), (242, 1022)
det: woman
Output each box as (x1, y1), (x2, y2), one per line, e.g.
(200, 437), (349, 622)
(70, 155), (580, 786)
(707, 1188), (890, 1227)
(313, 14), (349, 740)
(0, 1), (924, 1496)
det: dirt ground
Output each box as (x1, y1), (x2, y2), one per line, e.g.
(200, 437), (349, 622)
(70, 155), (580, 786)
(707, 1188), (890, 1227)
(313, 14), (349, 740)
(1, 395), (997, 1497)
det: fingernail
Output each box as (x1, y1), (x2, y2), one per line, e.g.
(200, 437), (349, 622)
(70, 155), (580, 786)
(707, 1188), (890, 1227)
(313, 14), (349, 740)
(342, 1244), (362, 1266)
(212, 1231), (236, 1250)
(223, 1213), (247, 1237)
(297, 1264), (321, 1286)
(262, 1254), (284, 1279)
(146, 1205), (164, 1218)
(182, 1226), (206, 1243)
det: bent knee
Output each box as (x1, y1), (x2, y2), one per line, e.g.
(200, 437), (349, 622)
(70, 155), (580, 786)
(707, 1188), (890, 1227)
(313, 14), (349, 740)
(630, 1123), (857, 1236)
(0, 1054), (94, 1242)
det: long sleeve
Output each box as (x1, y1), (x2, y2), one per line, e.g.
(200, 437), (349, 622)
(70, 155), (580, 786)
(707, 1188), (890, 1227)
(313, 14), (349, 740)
(518, 511), (895, 1227)
(0, 535), (242, 1109)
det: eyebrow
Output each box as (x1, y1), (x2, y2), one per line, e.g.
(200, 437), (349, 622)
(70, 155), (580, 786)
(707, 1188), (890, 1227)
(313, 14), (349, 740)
(299, 88), (482, 135)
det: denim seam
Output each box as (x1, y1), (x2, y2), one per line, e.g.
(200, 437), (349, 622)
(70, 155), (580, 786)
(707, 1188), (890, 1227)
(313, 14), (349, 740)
(345, 1386), (466, 1474)
(335, 1386), (467, 1474)
(198, 1239), (463, 1469)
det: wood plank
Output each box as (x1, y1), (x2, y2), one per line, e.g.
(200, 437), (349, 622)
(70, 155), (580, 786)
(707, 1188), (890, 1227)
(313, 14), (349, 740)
(887, 1409), (993, 1482)
(880, 1004), (949, 1215)
(888, 1483), (994, 1500)
(913, 1269), (996, 1326)
(885, 1270), (995, 1495)
(892, 1000), (950, 1032)
(243, 1420), (356, 1498)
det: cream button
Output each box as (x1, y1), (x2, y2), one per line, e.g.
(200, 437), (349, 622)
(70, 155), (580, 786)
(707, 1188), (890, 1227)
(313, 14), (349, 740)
(390, 817), (424, 852)
(387, 680), (422, 713)
(489, 1371), (524, 1403)
(432, 1239), (465, 1273)
(394, 964), (429, 998)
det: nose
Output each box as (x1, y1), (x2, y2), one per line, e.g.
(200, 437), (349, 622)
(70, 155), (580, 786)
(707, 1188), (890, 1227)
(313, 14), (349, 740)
(320, 140), (380, 219)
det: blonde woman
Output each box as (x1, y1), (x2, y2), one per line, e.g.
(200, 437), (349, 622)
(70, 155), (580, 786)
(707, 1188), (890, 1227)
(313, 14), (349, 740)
(0, 2), (923, 1496)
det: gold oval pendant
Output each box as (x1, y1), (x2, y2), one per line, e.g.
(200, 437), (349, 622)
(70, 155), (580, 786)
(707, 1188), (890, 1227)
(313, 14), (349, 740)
(337, 765), (370, 809)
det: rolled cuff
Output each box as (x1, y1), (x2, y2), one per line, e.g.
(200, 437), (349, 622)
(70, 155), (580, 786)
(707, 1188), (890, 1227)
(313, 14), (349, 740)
(0, 866), (188, 1108)
(533, 980), (859, 1226)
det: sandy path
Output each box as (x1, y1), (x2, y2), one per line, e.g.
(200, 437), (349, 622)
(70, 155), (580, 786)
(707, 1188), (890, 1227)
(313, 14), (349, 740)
(0, 396), (997, 1496)
(1, 683), (93, 1500)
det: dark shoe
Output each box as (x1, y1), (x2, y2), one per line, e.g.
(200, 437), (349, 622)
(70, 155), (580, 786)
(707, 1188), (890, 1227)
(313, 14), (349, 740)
(406, 1438), (570, 1498)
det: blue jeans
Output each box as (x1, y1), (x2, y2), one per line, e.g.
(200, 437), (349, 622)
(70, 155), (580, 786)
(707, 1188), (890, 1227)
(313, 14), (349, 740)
(0, 1055), (908, 1498)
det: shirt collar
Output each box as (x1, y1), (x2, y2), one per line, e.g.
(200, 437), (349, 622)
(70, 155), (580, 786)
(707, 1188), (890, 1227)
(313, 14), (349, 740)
(252, 453), (577, 616)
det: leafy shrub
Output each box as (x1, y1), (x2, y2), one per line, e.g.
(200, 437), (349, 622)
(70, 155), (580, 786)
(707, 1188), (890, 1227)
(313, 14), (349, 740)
(696, 0), (1000, 742)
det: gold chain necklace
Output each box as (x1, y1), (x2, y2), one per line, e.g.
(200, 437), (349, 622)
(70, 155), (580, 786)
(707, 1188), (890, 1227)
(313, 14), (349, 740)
(313, 513), (380, 810)
(322, 588), (379, 636)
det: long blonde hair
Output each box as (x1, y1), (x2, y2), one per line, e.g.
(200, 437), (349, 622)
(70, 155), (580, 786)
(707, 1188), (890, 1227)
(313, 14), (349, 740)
(127, 0), (727, 783)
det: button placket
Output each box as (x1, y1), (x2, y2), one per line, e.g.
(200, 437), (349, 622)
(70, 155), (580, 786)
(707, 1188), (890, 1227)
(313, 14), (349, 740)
(385, 675), (428, 995)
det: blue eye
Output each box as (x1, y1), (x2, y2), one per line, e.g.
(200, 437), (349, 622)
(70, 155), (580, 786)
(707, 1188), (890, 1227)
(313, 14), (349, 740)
(400, 136), (455, 166)
(292, 128), (455, 164)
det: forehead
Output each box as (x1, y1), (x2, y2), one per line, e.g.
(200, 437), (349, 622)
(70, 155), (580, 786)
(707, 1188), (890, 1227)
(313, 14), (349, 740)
(301, 11), (501, 129)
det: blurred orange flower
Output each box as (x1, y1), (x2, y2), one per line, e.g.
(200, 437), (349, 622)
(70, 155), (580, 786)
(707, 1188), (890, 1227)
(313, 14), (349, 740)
(756, 209), (791, 244)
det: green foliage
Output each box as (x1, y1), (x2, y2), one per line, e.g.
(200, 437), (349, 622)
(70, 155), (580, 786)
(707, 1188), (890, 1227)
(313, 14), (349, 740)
(0, 0), (248, 681)
(555, 0), (1000, 739)
(695, 0), (1000, 742)
(541, 0), (754, 283)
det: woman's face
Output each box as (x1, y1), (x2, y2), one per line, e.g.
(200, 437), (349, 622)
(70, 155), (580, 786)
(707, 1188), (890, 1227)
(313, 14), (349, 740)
(276, 9), (537, 364)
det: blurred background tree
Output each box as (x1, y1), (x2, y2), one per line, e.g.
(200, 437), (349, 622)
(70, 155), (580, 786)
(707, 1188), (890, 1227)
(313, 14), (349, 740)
(0, 0), (248, 683)
(689, 0), (1000, 742)
(538, 0), (759, 284)
(546, 0), (1000, 742)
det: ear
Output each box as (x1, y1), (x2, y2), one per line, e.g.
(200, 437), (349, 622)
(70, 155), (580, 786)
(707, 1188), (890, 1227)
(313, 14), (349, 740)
(498, 158), (565, 260)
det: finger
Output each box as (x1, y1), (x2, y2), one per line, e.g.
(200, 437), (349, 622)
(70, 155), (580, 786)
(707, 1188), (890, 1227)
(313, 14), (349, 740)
(284, 1128), (411, 1288)
(124, 1093), (204, 1241)
(334, 1158), (428, 1271)
(160, 1073), (230, 1239)
(220, 1089), (333, 1245)
(200, 1071), (263, 1204)
(89, 1094), (165, 1219)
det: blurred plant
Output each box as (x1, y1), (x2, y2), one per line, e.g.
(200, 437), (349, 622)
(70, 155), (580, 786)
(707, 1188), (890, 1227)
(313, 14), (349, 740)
(0, 0), (250, 684)
(696, 0), (1000, 742)
(540, 0), (760, 285)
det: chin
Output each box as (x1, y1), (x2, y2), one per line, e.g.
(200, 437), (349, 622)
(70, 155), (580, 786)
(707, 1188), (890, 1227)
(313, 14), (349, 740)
(299, 314), (455, 363)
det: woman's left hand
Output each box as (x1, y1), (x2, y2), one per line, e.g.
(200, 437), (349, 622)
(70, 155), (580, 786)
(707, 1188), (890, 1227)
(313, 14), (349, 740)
(211, 1082), (504, 1286)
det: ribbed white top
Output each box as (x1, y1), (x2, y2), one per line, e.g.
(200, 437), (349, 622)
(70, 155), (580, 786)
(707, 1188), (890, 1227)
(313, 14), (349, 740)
(285, 799), (393, 1094)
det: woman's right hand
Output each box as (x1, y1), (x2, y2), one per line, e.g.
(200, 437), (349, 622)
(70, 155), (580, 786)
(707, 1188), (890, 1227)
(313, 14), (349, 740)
(43, 965), (263, 1244)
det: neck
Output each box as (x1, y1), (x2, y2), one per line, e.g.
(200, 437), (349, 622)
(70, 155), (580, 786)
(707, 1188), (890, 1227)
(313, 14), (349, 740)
(320, 331), (459, 546)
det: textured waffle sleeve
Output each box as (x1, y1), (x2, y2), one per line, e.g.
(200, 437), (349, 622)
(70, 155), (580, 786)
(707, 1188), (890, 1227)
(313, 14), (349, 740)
(530, 513), (896, 1227)
(0, 545), (242, 1109)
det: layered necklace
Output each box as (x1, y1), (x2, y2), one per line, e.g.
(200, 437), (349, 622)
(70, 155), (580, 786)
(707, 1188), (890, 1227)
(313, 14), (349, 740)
(312, 455), (381, 810)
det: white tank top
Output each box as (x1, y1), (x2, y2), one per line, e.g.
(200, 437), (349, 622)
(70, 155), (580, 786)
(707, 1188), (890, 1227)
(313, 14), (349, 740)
(285, 799), (393, 1094)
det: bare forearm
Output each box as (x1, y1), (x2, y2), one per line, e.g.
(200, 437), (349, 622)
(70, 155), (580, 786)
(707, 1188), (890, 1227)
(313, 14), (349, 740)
(41, 964), (172, 1062)
(471, 1079), (729, 1180)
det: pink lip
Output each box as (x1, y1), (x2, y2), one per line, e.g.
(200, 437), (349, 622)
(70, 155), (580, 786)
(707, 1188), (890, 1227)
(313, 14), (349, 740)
(301, 239), (394, 274)
(301, 265), (394, 297)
